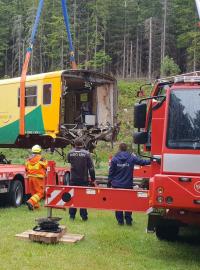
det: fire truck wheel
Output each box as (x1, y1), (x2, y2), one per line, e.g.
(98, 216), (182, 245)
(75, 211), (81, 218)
(63, 172), (70, 185)
(8, 180), (24, 207)
(156, 221), (179, 241)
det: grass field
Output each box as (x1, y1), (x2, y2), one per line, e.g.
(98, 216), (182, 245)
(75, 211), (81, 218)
(0, 205), (200, 270)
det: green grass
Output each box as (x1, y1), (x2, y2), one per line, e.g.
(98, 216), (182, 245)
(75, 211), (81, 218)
(0, 205), (200, 270)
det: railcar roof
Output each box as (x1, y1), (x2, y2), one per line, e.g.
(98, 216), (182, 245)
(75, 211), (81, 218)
(0, 69), (116, 86)
(0, 70), (64, 85)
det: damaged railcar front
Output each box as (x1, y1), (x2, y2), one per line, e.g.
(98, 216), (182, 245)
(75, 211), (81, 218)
(0, 70), (119, 151)
(60, 70), (119, 151)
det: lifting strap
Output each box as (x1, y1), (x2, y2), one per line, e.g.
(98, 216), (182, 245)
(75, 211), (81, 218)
(19, 0), (77, 135)
(61, 0), (77, 69)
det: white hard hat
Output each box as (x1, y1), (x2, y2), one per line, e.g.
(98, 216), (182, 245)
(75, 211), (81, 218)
(31, 145), (42, 153)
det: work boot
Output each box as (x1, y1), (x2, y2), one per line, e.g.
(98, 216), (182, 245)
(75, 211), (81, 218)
(126, 221), (132, 226)
(26, 201), (34, 211)
(118, 221), (124, 226)
(34, 203), (40, 209)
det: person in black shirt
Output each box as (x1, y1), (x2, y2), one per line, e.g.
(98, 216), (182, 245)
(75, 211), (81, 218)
(67, 138), (96, 221)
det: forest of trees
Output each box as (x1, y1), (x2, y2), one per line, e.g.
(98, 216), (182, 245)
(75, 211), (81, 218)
(0, 0), (199, 79)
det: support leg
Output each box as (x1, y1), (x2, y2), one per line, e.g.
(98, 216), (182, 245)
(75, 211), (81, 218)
(47, 207), (53, 218)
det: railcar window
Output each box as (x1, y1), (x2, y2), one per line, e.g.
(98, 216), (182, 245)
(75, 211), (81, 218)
(18, 86), (37, 107)
(43, 84), (52, 105)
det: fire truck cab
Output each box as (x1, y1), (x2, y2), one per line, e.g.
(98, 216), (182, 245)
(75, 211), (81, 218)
(134, 72), (200, 240)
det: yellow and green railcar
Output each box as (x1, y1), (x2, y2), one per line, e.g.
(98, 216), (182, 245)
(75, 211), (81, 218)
(0, 70), (118, 150)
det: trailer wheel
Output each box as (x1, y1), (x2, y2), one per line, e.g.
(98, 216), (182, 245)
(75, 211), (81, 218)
(8, 180), (24, 207)
(63, 172), (70, 185)
(156, 221), (179, 241)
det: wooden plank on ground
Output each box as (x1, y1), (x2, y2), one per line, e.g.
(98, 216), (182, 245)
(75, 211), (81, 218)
(15, 227), (84, 244)
(60, 233), (84, 243)
(15, 230), (32, 240)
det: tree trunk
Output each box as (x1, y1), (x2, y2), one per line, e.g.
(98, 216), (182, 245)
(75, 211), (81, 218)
(193, 37), (196, 71)
(130, 41), (133, 77)
(103, 30), (106, 73)
(73, 0), (77, 46)
(85, 14), (89, 70)
(40, 38), (43, 73)
(5, 48), (7, 76)
(148, 17), (152, 80)
(126, 39), (129, 77)
(161, 0), (167, 62)
(135, 29), (139, 78)
(139, 29), (143, 78)
(18, 18), (22, 76)
(61, 34), (64, 70)
(122, 34), (126, 78)
(94, 14), (98, 70)
(122, 1), (127, 78)
(77, 28), (80, 65)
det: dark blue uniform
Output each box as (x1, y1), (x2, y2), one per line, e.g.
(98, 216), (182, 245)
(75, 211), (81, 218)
(108, 151), (150, 225)
(67, 148), (95, 220)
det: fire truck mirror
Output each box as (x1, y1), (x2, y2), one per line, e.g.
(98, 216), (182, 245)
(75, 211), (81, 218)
(133, 131), (148, 145)
(134, 103), (147, 128)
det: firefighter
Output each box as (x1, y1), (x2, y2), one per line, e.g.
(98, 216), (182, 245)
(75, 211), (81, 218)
(25, 145), (48, 211)
(67, 138), (96, 221)
(108, 143), (150, 226)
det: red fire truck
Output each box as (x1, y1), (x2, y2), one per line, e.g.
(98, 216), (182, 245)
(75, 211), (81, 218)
(133, 72), (200, 240)
(44, 72), (200, 241)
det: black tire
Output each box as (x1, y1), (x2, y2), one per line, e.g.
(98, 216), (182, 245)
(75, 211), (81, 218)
(156, 221), (179, 241)
(8, 180), (24, 207)
(63, 172), (70, 185)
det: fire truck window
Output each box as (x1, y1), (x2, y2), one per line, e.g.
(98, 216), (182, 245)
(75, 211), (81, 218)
(146, 111), (152, 150)
(158, 84), (169, 95)
(18, 86), (37, 107)
(167, 89), (200, 149)
(43, 84), (52, 105)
